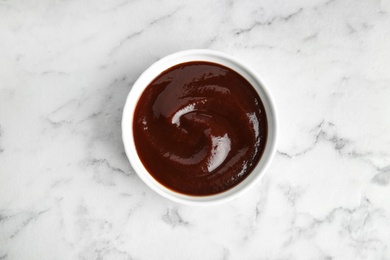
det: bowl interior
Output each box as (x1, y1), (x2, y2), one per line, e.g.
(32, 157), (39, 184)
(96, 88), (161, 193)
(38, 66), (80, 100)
(122, 49), (277, 205)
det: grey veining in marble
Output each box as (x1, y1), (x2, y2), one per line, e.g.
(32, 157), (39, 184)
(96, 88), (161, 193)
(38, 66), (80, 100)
(1, 0), (390, 259)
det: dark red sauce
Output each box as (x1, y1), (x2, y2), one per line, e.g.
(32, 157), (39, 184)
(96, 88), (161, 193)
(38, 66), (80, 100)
(133, 61), (267, 196)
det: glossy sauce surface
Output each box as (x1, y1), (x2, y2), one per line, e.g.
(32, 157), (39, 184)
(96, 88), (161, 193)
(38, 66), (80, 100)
(133, 61), (267, 196)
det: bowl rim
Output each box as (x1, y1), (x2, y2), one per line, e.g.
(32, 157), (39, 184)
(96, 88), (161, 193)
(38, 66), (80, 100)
(122, 49), (278, 206)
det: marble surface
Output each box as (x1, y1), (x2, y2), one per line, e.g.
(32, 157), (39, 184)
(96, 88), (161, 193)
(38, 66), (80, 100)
(1, 0), (390, 259)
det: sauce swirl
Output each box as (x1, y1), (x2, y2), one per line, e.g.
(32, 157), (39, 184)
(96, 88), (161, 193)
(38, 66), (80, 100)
(133, 61), (267, 196)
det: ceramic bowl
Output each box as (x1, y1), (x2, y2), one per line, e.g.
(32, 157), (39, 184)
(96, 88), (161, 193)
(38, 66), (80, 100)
(122, 49), (277, 205)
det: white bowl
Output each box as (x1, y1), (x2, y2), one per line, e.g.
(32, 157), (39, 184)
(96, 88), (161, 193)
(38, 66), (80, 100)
(122, 49), (277, 205)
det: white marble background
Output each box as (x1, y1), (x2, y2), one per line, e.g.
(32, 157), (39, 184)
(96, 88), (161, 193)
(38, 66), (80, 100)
(1, 0), (390, 259)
